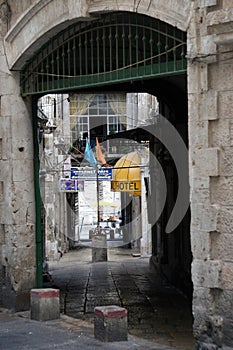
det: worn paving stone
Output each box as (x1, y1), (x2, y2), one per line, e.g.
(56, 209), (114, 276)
(49, 248), (194, 349)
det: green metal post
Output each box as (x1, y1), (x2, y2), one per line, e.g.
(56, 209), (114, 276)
(32, 96), (43, 288)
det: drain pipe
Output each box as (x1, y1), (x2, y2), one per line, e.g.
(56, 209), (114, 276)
(32, 96), (43, 288)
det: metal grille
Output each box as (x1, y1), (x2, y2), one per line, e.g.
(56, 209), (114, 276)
(21, 12), (187, 96)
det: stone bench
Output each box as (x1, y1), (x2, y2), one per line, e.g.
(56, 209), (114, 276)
(94, 305), (128, 342)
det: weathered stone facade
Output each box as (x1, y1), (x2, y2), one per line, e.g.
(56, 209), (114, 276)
(187, 2), (233, 348)
(0, 0), (233, 348)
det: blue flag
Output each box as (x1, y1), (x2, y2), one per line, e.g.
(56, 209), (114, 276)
(84, 138), (97, 167)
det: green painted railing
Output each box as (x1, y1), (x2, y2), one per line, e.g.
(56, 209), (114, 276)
(21, 12), (187, 96)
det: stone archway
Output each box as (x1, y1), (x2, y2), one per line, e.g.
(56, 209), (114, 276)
(5, 0), (193, 70)
(14, 7), (190, 292)
(2, 0), (192, 340)
(2, 1), (233, 349)
(2, 0), (192, 314)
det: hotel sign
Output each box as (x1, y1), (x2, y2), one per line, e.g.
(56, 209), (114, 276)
(111, 181), (141, 192)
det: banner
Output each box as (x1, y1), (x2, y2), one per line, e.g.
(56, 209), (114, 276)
(96, 137), (108, 166)
(84, 138), (97, 167)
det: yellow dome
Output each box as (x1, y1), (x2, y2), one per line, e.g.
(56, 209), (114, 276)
(111, 151), (141, 196)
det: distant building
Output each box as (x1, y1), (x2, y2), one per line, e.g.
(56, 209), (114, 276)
(38, 92), (155, 259)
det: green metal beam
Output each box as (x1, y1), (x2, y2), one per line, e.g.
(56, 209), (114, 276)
(22, 61), (186, 96)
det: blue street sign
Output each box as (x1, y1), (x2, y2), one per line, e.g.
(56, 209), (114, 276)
(70, 167), (112, 181)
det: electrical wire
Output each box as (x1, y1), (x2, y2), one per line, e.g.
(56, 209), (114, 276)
(25, 42), (186, 79)
(186, 48), (233, 63)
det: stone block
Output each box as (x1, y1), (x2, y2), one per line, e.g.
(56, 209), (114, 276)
(0, 117), (12, 160)
(92, 234), (107, 262)
(12, 138), (33, 161)
(211, 177), (233, 205)
(110, 229), (114, 240)
(0, 202), (14, 225)
(219, 147), (233, 176)
(202, 90), (218, 120)
(195, 148), (219, 177)
(12, 160), (34, 182)
(191, 203), (218, 232)
(200, 204), (219, 232)
(191, 231), (211, 260)
(209, 120), (231, 148)
(192, 286), (213, 311)
(209, 62), (233, 91)
(9, 182), (36, 225)
(211, 233), (233, 261)
(0, 224), (5, 244)
(188, 119), (209, 150)
(200, 63), (208, 92)
(222, 262), (233, 290)
(94, 305), (128, 342)
(30, 288), (60, 321)
(89, 229), (94, 239)
(206, 8), (233, 27)
(0, 181), (3, 202)
(217, 206), (233, 233)
(192, 259), (222, 289)
(218, 90), (233, 120)
(200, 0), (217, 7)
(190, 177), (210, 204)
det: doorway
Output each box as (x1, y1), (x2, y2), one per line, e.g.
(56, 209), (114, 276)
(26, 10), (192, 345)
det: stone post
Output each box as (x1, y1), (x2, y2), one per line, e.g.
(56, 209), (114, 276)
(92, 233), (107, 262)
(30, 288), (60, 321)
(94, 305), (128, 342)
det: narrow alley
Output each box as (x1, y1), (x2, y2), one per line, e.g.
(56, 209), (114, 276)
(49, 247), (194, 349)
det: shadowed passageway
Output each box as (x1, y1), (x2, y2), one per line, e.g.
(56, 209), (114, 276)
(49, 247), (194, 349)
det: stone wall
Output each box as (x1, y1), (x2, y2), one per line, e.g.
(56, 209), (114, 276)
(0, 1), (36, 310)
(188, 1), (233, 348)
(0, 0), (193, 310)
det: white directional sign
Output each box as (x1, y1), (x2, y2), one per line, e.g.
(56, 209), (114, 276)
(70, 167), (112, 181)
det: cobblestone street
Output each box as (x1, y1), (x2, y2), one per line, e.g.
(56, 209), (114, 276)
(49, 247), (194, 349)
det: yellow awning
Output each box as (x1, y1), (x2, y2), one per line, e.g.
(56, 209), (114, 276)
(111, 151), (141, 196)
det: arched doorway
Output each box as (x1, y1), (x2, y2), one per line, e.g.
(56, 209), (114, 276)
(22, 10), (191, 331)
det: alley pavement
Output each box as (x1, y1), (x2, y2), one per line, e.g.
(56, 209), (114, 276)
(0, 246), (195, 349)
(0, 309), (174, 350)
(50, 246), (194, 349)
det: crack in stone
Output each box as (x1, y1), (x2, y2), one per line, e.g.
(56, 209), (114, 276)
(63, 280), (70, 315)
(84, 267), (91, 315)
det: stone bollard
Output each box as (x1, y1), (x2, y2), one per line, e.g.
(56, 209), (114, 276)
(89, 229), (94, 239)
(94, 305), (128, 342)
(110, 229), (114, 240)
(30, 288), (60, 321)
(92, 233), (107, 262)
